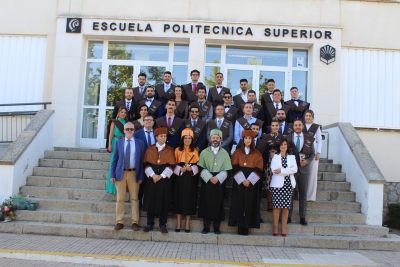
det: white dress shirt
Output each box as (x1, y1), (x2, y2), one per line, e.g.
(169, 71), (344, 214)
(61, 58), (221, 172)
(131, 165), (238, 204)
(240, 91), (248, 102)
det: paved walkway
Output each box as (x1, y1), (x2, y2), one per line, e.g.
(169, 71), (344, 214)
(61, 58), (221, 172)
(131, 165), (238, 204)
(0, 233), (399, 267)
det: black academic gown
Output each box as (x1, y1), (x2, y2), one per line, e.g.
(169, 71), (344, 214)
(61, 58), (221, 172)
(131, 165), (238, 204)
(172, 162), (199, 215)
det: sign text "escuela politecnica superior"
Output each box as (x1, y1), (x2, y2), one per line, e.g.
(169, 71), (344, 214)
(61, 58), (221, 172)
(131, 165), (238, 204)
(92, 22), (333, 39)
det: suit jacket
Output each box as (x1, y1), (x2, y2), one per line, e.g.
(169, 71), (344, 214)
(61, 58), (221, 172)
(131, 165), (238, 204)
(270, 154), (297, 188)
(183, 119), (207, 151)
(112, 99), (139, 121)
(285, 99), (310, 123)
(133, 86), (146, 102)
(261, 92), (274, 105)
(233, 94), (246, 108)
(154, 83), (176, 107)
(265, 122), (294, 135)
(288, 133), (316, 175)
(134, 128), (156, 150)
(139, 99), (163, 119)
(110, 138), (145, 182)
(263, 103), (292, 132)
(183, 82), (201, 102)
(207, 86), (230, 107)
(155, 116), (184, 149)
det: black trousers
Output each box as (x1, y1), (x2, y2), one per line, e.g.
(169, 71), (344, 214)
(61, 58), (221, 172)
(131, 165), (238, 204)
(203, 218), (221, 228)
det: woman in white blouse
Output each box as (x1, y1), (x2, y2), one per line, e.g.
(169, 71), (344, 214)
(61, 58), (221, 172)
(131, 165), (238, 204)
(270, 138), (297, 237)
(303, 110), (322, 201)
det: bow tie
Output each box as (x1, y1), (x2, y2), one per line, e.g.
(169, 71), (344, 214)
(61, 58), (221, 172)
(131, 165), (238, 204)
(292, 99), (299, 101)
(146, 100), (152, 102)
(217, 87), (222, 89)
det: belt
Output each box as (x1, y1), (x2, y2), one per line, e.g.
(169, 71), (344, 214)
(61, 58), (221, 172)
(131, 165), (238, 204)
(115, 136), (124, 139)
(124, 168), (136, 171)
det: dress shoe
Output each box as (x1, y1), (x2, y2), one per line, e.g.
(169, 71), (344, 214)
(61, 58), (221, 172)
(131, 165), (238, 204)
(143, 225), (154, 232)
(287, 218), (291, 224)
(160, 227), (168, 234)
(300, 218), (308, 226)
(238, 226), (243, 235)
(114, 223), (124, 230)
(185, 229), (190, 233)
(201, 227), (210, 234)
(243, 227), (249, 236)
(131, 223), (139, 231)
(214, 227), (221, 235)
(175, 228), (181, 232)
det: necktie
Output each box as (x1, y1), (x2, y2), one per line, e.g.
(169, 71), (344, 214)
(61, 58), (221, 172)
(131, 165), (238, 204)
(217, 119), (222, 128)
(192, 83), (197, 93)
(199, 101), (203, 107)
(126, 101), (130, 111)
(279, 124), (283, 134)
(124, 139), (131, 169)
(146, 131), (152, 146)
(192, 120), (196, 127)
(296, 135), (300, 151)
(275, 104), (279, 110)
(167, 117), (171, 127)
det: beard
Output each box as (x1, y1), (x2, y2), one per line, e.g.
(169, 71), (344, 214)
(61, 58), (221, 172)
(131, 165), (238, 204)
(211, 141), (220, 147)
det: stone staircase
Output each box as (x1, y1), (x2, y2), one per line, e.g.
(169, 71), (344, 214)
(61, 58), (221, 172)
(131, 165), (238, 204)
(1, 147), (400, 251)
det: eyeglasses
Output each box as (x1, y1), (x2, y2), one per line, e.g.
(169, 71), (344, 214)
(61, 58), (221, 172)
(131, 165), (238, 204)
(144, 119), (153, 122)
(191, 111), (199, 113)
(223, 96), (232, 99)
(124, 128), (135, 131)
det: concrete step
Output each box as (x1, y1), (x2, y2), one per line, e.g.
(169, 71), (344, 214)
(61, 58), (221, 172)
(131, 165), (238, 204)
(318, 172), (346, 182)
(27, 197), (365, 225)
(317, 181), (350, 191)
(1, 221), (397, 251)
(26, 176), (106, 190)
(14, 210), (387, 237)
(318, 163), (342, 172)
(319, 159), (333, 163)
(314, 190), (355, 202)
(32, 167), (108, 179)
(54, 147), (108, 153)
(39, 159), (109, 170)
(44, 150), (110, 162)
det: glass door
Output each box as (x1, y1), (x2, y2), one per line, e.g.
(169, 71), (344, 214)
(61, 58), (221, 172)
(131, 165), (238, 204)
(225, 65), (255, 96)
(258, 69), (287, 102)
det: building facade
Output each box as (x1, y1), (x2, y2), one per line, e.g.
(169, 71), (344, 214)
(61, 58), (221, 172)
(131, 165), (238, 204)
(1, 0), (400, 212)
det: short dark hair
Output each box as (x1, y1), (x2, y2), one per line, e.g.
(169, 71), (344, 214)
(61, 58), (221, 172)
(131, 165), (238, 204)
(250, 123), (260, 129)
(145, 86), (154, 91)
(189, 105), (199, 113)
(167, 99), (176, 104)
(223, 91), (232, 97)
(243, 102), (253, 108)
(190, 69), (200, 76)
(138, 73), (147, 78)
(240, 79), (248, 84)
(214, 104), (224, 111)
(273, 89), (282, 95)
(164, 71), (172, 76)
(248, 90), (256, 95)
(125, 87), (134, 93)
(143, 114), (154, 120)
(267, 79), (275, 84)
(293, 118), (304, 125)
(290, 87), (298, 91)
(197, 87), (207, 93)
(216, 72), (223, 77)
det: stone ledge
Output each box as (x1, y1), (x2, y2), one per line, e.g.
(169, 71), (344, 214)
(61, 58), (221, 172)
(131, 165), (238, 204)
(323, 122), (385, 184)
(0, 110), (54, 165)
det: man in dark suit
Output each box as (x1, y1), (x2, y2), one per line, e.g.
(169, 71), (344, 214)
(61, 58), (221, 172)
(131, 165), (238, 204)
(132, 73), (147, 102)
(288, 119), (315, 226)
(154, 71), (175, 107)
(133, 114), (156, 210)
(190, 86), (213, 123)
(233, 79), (250, 108)
(261, 78), (276, 105)
(263, 89), (291, 132)
(207, 72), (230, 108)
(285, 87), (310, 123)
(183, 69), (202, 102)
(112, 88), (139, 121)
(183, 106), (207, 151)
(265, 109), (294, 135)
(110, 122), (146, 231)
(139, 86), (163, 119)
(155, 99), (184, 149)
(222, 92), (239, 127)
(238, 90), (264, 121)
(207, 104), (233, 153)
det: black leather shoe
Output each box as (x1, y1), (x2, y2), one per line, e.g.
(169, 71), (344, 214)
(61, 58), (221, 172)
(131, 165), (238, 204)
(214, 227), (221, 235)
(201, 227), (210, 234)
(243, 227), (249, 236)
(287, 218), (291, 224)
(300, 218), (308, 226)
(238, 226), (243, 235)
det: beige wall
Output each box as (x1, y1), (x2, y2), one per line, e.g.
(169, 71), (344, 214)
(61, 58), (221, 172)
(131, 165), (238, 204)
(356, 129), (400, 183)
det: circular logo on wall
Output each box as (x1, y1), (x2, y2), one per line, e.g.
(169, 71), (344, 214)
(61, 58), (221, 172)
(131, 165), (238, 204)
(66, 18), (82, 33)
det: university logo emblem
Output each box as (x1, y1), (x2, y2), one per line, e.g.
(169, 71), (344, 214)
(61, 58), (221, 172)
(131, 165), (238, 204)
(320, 44), (335, 65)
(66, 18), (82, 33)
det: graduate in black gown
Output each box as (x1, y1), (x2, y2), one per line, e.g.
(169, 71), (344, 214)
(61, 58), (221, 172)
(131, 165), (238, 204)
(172, 128), (200, 233)
(142, 126), (176, 234)
(229, 129), (264, 235)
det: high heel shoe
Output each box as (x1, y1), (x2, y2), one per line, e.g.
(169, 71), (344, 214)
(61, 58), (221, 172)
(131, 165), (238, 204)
(273, 233), (278, 236)
(175, 228), (181, 232)
(185, 229), (190, 233)
(281, 233), (287, 237)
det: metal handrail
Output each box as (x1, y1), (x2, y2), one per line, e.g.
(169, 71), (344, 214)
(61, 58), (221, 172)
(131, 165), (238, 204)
(0, 102), (52, 109)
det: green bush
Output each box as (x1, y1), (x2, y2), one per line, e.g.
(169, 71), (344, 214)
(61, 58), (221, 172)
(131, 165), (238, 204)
(387, 203), (400, 230)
